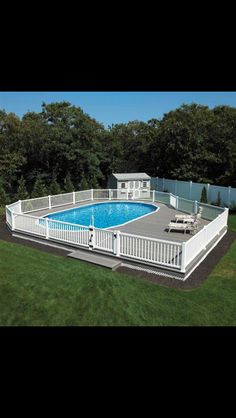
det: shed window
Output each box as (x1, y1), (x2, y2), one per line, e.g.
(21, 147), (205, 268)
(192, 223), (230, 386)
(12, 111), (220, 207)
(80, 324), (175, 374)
(143, 181), (147, 188)
(121, 182), (126, 188)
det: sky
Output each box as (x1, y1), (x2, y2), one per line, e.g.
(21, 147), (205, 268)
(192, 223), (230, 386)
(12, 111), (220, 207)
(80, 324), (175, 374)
(0, 91), (236, 127)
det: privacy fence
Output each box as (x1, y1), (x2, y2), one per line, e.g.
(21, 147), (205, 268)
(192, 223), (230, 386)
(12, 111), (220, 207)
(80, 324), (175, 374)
(151, 177), (236, 208)
(6, 189), (228, 279)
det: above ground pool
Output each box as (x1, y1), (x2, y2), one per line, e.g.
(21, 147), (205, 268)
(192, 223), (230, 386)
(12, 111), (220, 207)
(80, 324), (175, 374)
(45, 201), (159, 229)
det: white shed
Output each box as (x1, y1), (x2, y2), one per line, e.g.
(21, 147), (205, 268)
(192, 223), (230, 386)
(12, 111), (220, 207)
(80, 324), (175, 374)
(108, 173), (151, 199)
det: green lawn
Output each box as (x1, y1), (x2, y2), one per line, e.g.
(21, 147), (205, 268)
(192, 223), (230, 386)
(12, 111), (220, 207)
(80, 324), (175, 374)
(0, 215), (236, 326)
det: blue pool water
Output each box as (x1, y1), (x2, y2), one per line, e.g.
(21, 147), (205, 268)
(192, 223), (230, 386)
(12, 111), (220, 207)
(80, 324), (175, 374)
(45, 201), (158, 229)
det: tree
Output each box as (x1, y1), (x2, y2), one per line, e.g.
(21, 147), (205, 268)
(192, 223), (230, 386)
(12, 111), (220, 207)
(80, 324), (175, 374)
(63, 173), (74, 192)
(80, 176), (89, 190)
(16, 176), (29, 200)
(0, 177), (8, 205)
(49, 173), (61, 195)
(200, 186), (208, 203)
(32, 176), (47, 198)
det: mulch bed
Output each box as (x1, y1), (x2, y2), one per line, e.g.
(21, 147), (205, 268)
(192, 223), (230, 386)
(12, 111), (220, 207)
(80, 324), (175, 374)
(1, 218), (235, 290)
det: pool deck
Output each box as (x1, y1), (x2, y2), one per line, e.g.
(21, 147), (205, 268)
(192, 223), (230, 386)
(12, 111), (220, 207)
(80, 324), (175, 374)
(28, 199), (209, 243)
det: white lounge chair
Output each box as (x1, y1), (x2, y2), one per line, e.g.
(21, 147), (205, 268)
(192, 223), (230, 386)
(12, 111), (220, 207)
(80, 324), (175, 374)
(168, 220), (199, 234)
(175, 206), (203, 223)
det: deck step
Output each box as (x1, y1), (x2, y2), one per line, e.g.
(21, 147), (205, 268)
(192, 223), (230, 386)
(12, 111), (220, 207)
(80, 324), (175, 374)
(67, 250), (122, 270)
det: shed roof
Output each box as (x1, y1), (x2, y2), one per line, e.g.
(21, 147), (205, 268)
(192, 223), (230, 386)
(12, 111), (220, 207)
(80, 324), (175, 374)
(112, 173), (150, 180)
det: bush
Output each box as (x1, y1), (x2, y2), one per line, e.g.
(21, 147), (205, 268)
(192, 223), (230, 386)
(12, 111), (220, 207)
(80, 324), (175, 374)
(200, 186), (208, 203)
(0, 206), (5, 220)
(16, 176), (29, 200)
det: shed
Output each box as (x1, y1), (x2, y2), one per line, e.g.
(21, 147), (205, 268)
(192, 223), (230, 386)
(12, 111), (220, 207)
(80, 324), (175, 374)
(108, 173), (151, 199)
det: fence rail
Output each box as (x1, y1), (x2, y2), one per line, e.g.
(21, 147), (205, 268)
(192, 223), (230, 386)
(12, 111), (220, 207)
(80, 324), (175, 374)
(5, 188), (228, 276)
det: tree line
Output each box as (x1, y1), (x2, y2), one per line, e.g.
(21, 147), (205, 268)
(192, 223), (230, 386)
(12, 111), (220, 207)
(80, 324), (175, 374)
(0, 101), (236, 206)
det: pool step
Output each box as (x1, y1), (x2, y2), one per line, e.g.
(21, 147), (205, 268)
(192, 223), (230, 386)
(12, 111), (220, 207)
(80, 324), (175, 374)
(67, 250), (122, 270)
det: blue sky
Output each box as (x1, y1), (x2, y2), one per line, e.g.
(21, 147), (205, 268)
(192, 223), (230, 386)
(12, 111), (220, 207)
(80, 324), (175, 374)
(0, 91), (236, 127)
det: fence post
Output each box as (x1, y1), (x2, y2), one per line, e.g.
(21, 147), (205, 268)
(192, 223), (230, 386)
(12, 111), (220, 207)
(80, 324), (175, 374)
(48, 195), (52, 209)
(152, 190), (155, 202)
(73, 191), (76, 204)
(89, 225), (95, 250)
(189, 181), (192, 200)
(114, 230), (120, 256)
(19, 200), (22, 214)
(228, 186), (231, 207)
(11, 212), (15, 231)
(45, 218), (49, 239)
(194, 200), (198, 214)
(207, 184), (210, 202)
(91, 189), (94, 201)
(176, 195), (179, 210)
(109, 189), (111, 200)
(180, 242), (186, 273)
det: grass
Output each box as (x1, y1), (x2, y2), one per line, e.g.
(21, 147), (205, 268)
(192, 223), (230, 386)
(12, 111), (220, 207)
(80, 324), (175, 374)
(0, 215), (236, 326)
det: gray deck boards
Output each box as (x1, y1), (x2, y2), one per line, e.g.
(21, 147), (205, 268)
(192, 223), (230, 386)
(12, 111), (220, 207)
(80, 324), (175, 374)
(29, 199), (209, 243)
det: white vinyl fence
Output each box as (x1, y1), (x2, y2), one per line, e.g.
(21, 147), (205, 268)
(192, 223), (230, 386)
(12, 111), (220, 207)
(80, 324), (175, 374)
(152, 176), (236, 208)
(5, 188), (228, 277)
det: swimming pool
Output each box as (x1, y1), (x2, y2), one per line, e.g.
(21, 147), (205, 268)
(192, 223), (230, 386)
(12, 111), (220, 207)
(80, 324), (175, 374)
(44, 201), (159, 229)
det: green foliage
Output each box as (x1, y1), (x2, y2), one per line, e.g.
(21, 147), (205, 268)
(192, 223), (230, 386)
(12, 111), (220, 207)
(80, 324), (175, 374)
(31, 176), (47, 198)
(1, 101), (236, 202)
(16, 176), (29, 200)
(0, 205), (5, 220)
(80, 176), (89, 190)
(49, 174), (61, 195)
(200, 186), (208, 203)
(0, 183), (8, 206)
(63, 173), (74, 192)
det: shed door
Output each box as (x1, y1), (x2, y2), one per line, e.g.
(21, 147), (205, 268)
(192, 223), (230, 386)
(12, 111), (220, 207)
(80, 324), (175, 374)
(129, 181), (134, 189)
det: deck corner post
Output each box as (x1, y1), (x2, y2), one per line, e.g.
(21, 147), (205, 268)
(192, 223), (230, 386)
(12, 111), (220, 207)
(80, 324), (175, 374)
(176, 195), (179, 210)
(11, 212), (15, 231)
(180, 241), (186, 273)
(91, 189), (94, 201)
(73, 191), (76, 204)
(45, 217), (49, 239)
(48, 195), (52, 209)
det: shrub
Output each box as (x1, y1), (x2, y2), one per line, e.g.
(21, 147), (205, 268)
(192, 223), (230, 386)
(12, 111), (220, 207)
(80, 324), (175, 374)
(16, 176), (29, 200)
(32, 176), (48, 198)
(200, 186), (208, 203)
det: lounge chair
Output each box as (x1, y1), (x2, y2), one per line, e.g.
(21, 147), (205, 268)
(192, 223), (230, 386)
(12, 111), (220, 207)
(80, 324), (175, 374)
(168, 220), (199, 234)
(175, 206), (203, 223)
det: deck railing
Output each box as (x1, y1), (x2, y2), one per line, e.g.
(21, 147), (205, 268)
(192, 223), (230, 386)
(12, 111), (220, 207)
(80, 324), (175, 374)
(5, 188), (228, 277)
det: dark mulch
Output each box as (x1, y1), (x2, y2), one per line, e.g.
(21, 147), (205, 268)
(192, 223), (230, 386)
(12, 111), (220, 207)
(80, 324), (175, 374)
(1, 219), (235, 290)
(0, 220), (71, 257)
(117, 231), (236, 290)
